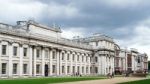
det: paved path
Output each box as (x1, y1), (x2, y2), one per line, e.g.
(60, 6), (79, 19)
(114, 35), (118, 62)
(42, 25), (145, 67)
(57, 77), (147, 84)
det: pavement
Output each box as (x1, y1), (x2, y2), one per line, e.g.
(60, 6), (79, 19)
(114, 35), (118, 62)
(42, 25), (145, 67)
(57, 77), (147, 84)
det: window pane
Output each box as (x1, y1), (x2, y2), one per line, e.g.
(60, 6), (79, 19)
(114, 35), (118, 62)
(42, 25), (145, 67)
(52, 65), (56, 73)
(2, 45), (7, 55)
(2, 63), (7, 74)
(13, 63), (17, 74)
(52, 51), (55, 59)
(36, 49), (40, 58)
(23, 64), (27, 74)
(72, 54), (75, 61)
(67, 54), (69, 60)
(67, 66), (70, 73)
(45, 50), (48, 58)
(36, 64), (40, 74)
(23, 48), (27, 57)
(13, 47), (17, 56)
(62, 53), (64, 60)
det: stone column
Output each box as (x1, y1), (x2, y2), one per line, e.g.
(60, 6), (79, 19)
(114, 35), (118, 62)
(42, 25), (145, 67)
(97, 56), (100, 75)
(41, 47), (45, 76)
(88, 56), (91, 75)
(79, 54), (82, 74)
(102, 56), (106, 75)
(49, 48), (52, 76)
(19, 44), (23, 77)
(70, 51), (73, 75)
(132, 55), (134, 71)
(112, 56), (115, 73)
(59, 51), (62, 75)
(56, 49), (60, 75)
(75, 52), (78, 74)
(29, 46), (33, 77)
(8, 43), (13, 78)
(33, 47), (37, 76)
(65, 51), (68, 75)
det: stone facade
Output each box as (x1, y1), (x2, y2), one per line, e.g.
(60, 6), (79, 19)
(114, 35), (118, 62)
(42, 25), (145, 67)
(0, 20), (148, 78)
(114, 48), (148, 74)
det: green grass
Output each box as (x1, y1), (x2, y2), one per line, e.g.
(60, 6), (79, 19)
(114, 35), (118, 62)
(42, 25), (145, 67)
(0, 77), (105, 84)
(119, 79), (150, 84)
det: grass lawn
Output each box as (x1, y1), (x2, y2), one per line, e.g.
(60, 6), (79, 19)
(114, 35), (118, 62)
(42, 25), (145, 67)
(0, 77), (105, 84)
(119, 79), (150, 84)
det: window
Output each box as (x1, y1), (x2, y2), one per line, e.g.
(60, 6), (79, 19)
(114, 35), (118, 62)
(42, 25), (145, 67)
(86, 57), (88, 62)
(82, 67), (84, 73)
(52, 51), (56, 59)
(13, 46), (17, 56)
(62, 53), (64, 60)
(90, 67), (92, 73)
(77, 55), (79, 61)
(72, 66), (75, 73)
(23, 64), (27, 74)
(77, 66), (80, 73)
(90, 57), (92, 62)
(52, 65), (56, 73)
(23, 48), (27, 57)
(67, 66), (70, 73)
(95, 67), (98, 73)
(86, 67), (88, 73)
(95, 57), (98, 62)
(36, 64), (40, 74)
(13, 63), (18, 74)
(67, 54), (69, 60)
(82, 56), (84, 62)
(36, 49), (40, 58)
(2, 45), (7, 55)
(62, 66), (64, 73)
(138, 57), (140, 63)
(45, 50), (49, 58)
(72, 54), (75, 61)
(2, 63), (7, 74)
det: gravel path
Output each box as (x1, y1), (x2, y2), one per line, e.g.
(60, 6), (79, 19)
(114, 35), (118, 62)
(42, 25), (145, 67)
(57, 77), (147, 84)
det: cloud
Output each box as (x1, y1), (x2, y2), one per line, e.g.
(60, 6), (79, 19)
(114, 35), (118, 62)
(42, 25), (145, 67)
(0, 0), (150, 60)
(46, 2), (79, 19)
(116, 18), (150, 59)
(61, 27), (86, 39)
(102, 0), (146, 9)
(0, 0), (45, 24)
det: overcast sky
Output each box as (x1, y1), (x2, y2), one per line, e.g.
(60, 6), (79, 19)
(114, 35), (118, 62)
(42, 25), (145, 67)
(0, 0), (150, 60)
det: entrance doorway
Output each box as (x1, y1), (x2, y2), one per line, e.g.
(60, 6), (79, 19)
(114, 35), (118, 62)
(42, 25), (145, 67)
(45, 64), (49, 77)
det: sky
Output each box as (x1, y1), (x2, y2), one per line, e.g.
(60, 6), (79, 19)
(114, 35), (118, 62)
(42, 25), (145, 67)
(0, 0), (150, 60)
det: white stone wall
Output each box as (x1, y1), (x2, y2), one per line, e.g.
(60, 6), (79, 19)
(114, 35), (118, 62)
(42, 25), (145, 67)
(29, 24), (61, 38)
(0, 32), (93, 78)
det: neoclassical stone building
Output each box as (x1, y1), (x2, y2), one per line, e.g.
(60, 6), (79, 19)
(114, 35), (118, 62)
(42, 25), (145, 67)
(114, 48), (148, 74)
(0, 20), (116, 78)
(0, 20), (148, 78)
